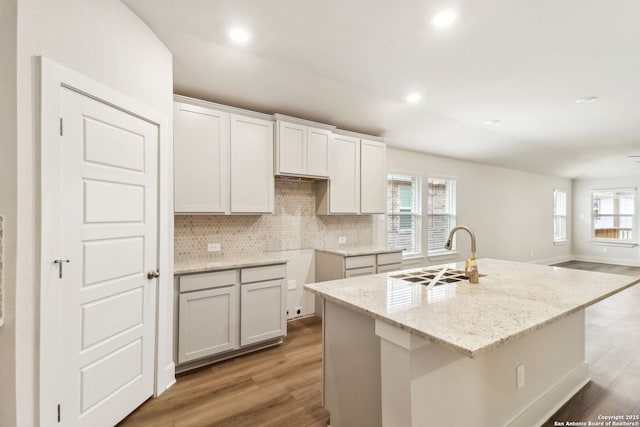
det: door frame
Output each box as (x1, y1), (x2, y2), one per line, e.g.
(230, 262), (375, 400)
(39, 57), (175, 426)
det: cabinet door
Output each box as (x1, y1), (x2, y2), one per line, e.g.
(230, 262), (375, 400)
(178, 286), (238, 363)
(173, 102), (228, 213)
(360, 139), (386, 214)
(230, 114), (274, 213)
(328, 135), (360, 213)
(307, 127), (330, 177)
(240, 279), (286, 346)
(276, 121), (306, 175)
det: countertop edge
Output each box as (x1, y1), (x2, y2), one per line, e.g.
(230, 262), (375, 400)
(315, 248), (403, 256)
(175, 258), (289, 275)
(304, 275), (640, 359)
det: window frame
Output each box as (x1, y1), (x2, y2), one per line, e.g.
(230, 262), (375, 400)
(553, 189), (568, 244)
(590, 188), (637, 245)
(427, 177), (457, 256)
(386, 173), (423, 257)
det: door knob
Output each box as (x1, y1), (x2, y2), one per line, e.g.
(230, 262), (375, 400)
(146, 269), (160, 280)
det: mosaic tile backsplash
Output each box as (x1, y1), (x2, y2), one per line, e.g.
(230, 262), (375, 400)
(175, 180), (374, 260)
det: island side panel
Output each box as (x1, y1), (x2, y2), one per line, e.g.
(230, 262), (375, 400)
(376, 309), (588, 427)
(323, 299), (381, 427)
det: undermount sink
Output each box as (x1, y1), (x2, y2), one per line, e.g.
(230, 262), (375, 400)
(391, 268), (486, 287)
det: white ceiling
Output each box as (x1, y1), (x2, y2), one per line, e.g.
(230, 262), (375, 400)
(123, 0), (640, 179)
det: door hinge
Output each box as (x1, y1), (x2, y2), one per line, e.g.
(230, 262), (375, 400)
(59, 118), (63, 136)
(57, 404), (61, 422)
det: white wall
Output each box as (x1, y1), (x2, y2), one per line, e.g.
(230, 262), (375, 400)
(13, 1), (173, 425)
(0, 0), (18, 425)
(572, 176), (640, 266)
(383, 148), (573, 266)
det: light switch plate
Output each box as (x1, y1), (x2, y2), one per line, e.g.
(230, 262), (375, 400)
(338, 236), (347, 244)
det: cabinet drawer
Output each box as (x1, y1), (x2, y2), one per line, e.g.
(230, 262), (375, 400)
(179, 269), (237, 293)
(377, 251), (402, 266)
(345, 255), (375, 270)
(377, 263), (403, 274)
(344, 266), (375, 278)
(241, 263), (287, 284)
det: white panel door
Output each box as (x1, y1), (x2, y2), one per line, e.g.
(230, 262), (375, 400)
(276, 120), (306, 175)
(360, 139), (387, 214)
(240, 279), (286, 346)
(173, 102), (229, 213)
(230, 114), (274, 213)
(307, 127), (330, 177)
(328, 135), (360, 213)
(178, 286), (239, 363)
(58, 87), (158, 426)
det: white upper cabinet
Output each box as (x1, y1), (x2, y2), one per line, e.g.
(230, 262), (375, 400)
(230, 114), (274, 214)
(317, 134), (361, 214)
(275, 118), (330, 178)
(174, 102), (228, 213)
(173, 96), (274, 215)
(307, 127), (331, 177)
(360, 139), (387, 214)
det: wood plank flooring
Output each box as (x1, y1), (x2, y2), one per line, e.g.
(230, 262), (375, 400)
(118, 316), (329, 427)
(120, 261), (639, 427)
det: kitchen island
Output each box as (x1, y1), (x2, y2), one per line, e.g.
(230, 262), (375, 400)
(304, 259), (639, 427)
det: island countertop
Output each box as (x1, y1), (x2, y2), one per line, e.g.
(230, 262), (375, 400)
(304, 258), (640, 358)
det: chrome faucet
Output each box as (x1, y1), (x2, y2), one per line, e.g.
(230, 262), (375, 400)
(444, 225), (479, 284)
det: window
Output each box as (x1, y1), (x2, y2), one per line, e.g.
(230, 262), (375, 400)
(428, 178), (456, 254)
(553, 190), (567, 243)
(387, 174), (422, 256)
(591, 189), (635, 242)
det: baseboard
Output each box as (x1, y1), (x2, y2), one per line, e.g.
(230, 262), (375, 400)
(164, 362), (176, 391)
(505, 362), (589, 427)
(571, 254), (640, 267)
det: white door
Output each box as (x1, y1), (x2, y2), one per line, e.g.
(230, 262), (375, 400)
(173, 102), (229, 213)
(229, 114), (274, 213)
(328, 134), (360, 213)
(57, 87), (158, 426)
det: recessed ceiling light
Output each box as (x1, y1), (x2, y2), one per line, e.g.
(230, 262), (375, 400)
(575, 96), (598, 104)
(432, 10), (458, 27)
(484, 119), (501, 125)
(406, 93), (421, 103)
(229, 28), (250, 43)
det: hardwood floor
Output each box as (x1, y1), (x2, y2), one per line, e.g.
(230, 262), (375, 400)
(121, 261), (639, 427)
(119, 316), (329, 427)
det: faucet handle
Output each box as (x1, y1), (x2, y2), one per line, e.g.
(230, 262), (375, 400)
(464, 259), (479, 284)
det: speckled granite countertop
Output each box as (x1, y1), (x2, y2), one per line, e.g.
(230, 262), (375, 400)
(175, 253), (288, 275)
(304, 258), (640, 358)
(315, 246), (403, 256)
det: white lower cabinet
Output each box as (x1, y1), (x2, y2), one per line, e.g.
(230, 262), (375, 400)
(176, 262), (287, 369)
(315, 249), (404, 281)
(178, 286), (238, 363)
(241, 279), (287, 346)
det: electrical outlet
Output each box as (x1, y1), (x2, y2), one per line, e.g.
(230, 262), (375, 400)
(288, 280), (297, 290)
(295, 306), (302, 317)
(529, 249), (534, 258)
(207, 243), (221, 252)
(516, 364), (525, 389)
(602, 247), (608, 254)
(338, 236), (347, 244)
